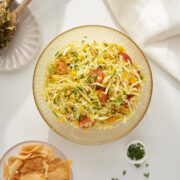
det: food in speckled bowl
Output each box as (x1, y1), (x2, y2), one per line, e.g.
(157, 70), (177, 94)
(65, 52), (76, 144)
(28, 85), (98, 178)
(33, 25), (152, 145)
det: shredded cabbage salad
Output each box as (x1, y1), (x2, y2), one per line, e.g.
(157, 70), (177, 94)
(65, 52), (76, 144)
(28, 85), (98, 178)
(43, 40), (144, 129)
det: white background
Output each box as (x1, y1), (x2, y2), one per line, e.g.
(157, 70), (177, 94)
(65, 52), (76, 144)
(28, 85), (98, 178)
(0, 0), (180, 180)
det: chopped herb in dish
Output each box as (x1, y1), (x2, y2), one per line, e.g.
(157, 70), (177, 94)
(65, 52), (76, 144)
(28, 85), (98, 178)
(111, 178), (118, 180)
(127, 143), (145, 161)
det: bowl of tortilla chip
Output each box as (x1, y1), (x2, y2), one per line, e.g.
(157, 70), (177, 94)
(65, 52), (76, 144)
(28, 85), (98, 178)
(0, 140), (72, 180)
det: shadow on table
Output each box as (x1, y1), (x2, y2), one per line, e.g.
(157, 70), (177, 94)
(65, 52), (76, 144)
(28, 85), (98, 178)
(30, 0), (71, 45)
(0, 0), (71, 153)
(47, 128), (126, 180)
(0, 61), (34, 152)
(47, 113), (161, 179)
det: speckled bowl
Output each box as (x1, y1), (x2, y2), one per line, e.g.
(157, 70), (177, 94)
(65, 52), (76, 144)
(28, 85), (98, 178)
(33, 25), (153, 145)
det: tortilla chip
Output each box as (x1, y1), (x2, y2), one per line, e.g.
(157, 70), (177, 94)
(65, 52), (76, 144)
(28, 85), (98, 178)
(20, 144), (54, 161)
(48, 159), (71, 180)
(3, 162), (9, 180)
(18, 144), (44, 160)
(20, 144), (43, 155)
(20, 173), (46, 180)
(47, 168), (70, 180)
(3, 144), (72, 180)
(9, 159), (23, 178)
(20, 157), (45, 174)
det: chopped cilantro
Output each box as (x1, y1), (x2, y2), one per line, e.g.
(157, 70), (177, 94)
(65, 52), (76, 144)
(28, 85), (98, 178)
(144, 172), (150, 178)
(77, 87), (83, 91)
(116, 97), (123, 105)
(71, 51), (78, 57)
(123, 170), (126, 176)
(55, 51), (59, 57)
(111, 178), (118, 180)
(127, 143), (145, 161)
(93, 74), (98, 81)
(55, 52), (62, 58)
(86, 76), (91, 82)
(140, 75), (144, 80)
(72, 89), (77, 95)
(123, 90), (126, 95)
(135, 164), (141, 168)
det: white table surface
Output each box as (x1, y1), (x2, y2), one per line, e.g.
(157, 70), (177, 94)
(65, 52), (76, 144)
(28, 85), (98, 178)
(0, 0), (180, 180)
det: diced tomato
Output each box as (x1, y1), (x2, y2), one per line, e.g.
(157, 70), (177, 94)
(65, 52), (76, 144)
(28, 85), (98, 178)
(127, 94), (134, 101)
(56, 61), (68, 75)
(79, 116), (94, 128)
(96, 88), (109, 104)
(96, 86), (106, 91)
(137, 70), (141, 76)
(119, 52), (132, 64)
(124, 102), (129, 108)
(90, 68), (104, 83)
(134, 83), (140, 89)
(99, 92), (109, 103)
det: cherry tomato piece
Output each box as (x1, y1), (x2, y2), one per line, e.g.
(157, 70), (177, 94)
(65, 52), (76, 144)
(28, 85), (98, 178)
(100, 92), (109, 103)
(127, 94), (134, 101)
(119, 52), (132, 64)
(135, 83), (140, 89)
(79, 116), (94, 128)
(90, 69), (104, 83)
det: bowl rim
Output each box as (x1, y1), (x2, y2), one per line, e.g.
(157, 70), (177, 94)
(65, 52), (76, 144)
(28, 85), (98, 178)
(0, 140), (67, 164)
(32, 25), (153, 145)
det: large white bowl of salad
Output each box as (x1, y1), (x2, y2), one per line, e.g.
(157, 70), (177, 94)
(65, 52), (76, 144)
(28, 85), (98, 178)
(33, 25), (152, 145)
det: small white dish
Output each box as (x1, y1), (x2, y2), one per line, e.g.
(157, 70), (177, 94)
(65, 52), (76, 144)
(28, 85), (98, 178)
(0, 3), (41, 71)
(125, 140), (148, 164)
